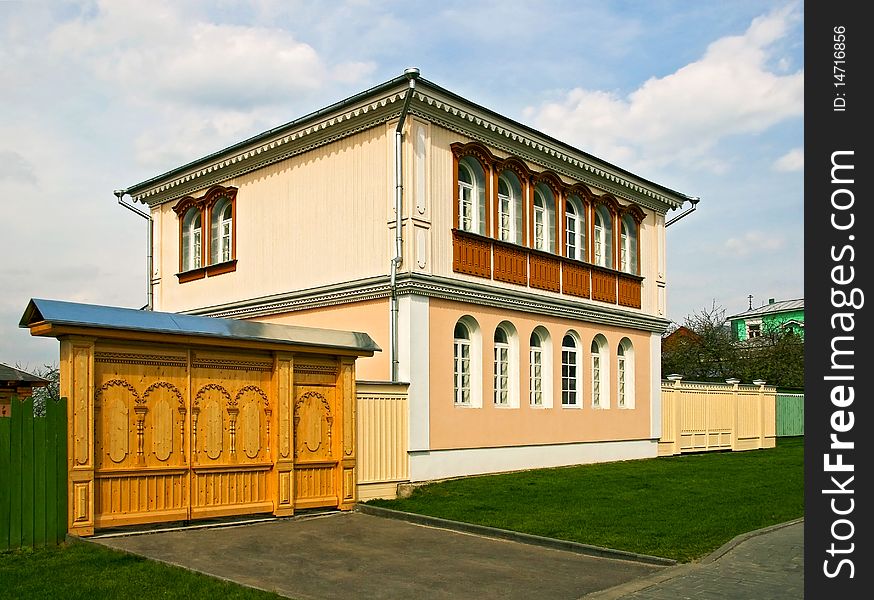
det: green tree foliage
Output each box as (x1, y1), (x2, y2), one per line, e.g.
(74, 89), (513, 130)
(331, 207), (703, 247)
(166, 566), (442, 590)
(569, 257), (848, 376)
(662, 303), (803, 388)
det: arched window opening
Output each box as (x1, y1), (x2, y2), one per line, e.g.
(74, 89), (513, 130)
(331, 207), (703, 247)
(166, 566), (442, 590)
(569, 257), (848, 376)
(565, 195), (585, 260)
(457, 157), (487, 235)
(593, 205), (613, 268)
(591, 335), (610, 408)
(561, 333), (580, 406)
(182, 207), (202, 272)
(494, 327), (510, 405)
(454, 322), (472, 405)
(620, 214), (638, 274)
(618, 338), (635, 408)
(529, 331), (543, 406)
(211, 198), (233, 265)
(533, 184), (556, 253)
(497, 172), (523, 244)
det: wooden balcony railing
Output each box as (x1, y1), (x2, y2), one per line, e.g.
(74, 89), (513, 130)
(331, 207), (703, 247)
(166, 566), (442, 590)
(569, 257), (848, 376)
(618, 273), (643, 308)
(561, 260), (590, 298)
(591, 267), (618, 304)
(452, 230), (491, 278)
(451, 229), (642, 310)
(529, 251), (561, 292)
(493, 240), (528, 285)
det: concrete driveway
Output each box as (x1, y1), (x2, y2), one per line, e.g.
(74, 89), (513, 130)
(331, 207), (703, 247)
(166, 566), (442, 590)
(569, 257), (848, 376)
(93, 511), (664, 600)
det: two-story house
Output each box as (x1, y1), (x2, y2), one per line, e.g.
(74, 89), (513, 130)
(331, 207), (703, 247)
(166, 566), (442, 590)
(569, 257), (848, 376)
(121, 69), (696, 482)
(728, 298), (804, 341)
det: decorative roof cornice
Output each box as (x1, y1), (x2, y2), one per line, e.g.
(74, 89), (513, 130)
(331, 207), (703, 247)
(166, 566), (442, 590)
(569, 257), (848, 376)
(183, 273), (671, 334)
(126, 74), (694, 213)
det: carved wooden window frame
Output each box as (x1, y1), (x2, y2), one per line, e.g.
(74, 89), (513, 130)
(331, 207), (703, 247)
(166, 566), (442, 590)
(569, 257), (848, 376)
(173, 185), (238, 283)
(451, 142), (493, 237)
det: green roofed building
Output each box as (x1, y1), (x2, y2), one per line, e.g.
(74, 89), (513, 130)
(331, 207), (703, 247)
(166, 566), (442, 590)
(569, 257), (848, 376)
(728, 298), (804, 341)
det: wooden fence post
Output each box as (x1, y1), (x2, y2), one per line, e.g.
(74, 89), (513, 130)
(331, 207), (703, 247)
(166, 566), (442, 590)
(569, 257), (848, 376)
(726, 378), (740, 451)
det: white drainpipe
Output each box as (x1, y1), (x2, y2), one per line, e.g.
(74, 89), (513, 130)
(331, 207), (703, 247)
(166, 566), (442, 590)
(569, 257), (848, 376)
(390, 68), (420, 382)
(115, 189), (153, 310)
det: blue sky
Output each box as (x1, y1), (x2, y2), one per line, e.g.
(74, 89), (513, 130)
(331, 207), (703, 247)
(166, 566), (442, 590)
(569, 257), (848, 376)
(0, 0), (803, 369)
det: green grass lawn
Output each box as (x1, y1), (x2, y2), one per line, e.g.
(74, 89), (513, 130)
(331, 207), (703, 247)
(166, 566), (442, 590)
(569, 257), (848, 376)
(369, 437), (803, 562)
(0, 540), (286, 600)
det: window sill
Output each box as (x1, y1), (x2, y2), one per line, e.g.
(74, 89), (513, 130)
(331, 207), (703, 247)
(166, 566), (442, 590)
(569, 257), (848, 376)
(493, 403), (518, 409)
(176, 260), (237, 284)
(529, 404), (551, 410)
(207, 260), (237, 276)
(176, 267), (206, 283)
(560, 403), (582, 409)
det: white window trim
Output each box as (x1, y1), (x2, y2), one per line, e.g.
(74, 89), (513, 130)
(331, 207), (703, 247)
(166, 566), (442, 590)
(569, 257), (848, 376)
(533, 193), (546, 251)
(458, 164), (476, 233)
(454, 317), (483, 408)
(591, 336), (611, 409)
(529, 328), (553, 409)
(561, 333), (582, 408)
(565, 199), (584, 261)
(618, 339), (635, 409)
(497, 176), (517, 243)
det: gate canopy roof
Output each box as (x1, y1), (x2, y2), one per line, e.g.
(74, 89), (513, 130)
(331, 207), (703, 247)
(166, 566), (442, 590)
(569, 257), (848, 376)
(20, 298), (379, 356)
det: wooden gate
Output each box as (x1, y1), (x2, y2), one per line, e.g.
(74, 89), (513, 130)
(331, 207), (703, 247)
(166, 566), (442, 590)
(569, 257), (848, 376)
(20, 298), (375, 537)
(79, 343), (356, 533)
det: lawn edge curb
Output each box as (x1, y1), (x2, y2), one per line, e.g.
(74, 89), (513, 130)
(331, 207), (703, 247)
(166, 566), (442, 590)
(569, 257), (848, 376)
(356, 503), (676, 566)
(699, 516), (805, 564)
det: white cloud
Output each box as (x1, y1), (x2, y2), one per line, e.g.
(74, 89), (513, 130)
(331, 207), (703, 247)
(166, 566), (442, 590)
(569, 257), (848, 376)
(773, 147), (803, 172)
(524, 4), (803, 176)
(49, 1), (374, 111)
(722, 231), (785, 257)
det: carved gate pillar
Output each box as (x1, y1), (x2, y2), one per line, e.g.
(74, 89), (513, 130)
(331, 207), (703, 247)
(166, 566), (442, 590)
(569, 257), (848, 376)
(273, 353), (295, 516)
(339, 357), (357, 510)
(59, 336), (96, 536)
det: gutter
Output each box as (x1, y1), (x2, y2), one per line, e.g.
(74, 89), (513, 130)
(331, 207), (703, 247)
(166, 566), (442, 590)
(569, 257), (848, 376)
(115, 189), (154, 310)
(390, 68), (420, 382)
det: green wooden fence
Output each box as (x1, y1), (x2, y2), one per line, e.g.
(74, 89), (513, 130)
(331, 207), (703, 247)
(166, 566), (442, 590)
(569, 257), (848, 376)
(776, 392), (804, 437)
(0, 396), (67, 550)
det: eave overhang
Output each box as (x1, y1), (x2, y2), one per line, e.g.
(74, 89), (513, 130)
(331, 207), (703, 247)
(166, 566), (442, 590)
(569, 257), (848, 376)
(124, 74), (694, 214)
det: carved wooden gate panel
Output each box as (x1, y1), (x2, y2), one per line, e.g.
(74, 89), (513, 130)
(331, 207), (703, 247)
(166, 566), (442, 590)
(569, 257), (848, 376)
(93, 349), (190, 529)
(293, 386), (338, 508)
(83, 345), (356, 532)
(190, 351), (275, 520)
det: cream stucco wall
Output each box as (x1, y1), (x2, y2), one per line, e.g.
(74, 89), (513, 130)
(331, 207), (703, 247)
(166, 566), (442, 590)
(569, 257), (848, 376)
(252, 299), (390, 382)
(152, 124), (392, 313)
(428, 297), (653, 451)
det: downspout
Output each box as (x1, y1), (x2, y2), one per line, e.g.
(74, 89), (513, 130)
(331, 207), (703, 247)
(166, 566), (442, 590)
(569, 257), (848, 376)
(390, 67), (420, 382)
(115, 189), (154, 310)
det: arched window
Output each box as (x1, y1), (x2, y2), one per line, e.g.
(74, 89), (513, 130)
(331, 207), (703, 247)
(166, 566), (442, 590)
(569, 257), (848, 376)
(494, 327), (510, 405)
(181, 207), (202, 272)
(620, 214), (638, 274)
(561, 333), (581, 406)
(529, 331), (543, 406)
(593, 205), (613, 268)
(457, 157), (486, 235)
(533, 184), (556, 252)
(529, 327), (553, 408)
(497, 172), (523, 244)
(565, 195), (586, 261)
(618, 338), (635, 408)
(454, 322), (472, 405)
(211, 197), (234, 264)
(591, 335), (610, 408)
(453, 316), (483, 408)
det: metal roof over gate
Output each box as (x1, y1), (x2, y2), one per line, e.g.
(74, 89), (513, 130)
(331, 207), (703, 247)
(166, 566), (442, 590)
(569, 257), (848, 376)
(20, 298), (380, 355)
